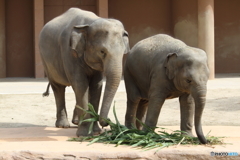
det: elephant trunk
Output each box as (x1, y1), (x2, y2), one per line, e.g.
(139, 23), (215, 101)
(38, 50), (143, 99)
(99, 55), (123, 127)
(191, 85), (208, 144)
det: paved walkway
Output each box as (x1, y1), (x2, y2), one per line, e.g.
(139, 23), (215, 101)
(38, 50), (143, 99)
(0, 73), (240, 159)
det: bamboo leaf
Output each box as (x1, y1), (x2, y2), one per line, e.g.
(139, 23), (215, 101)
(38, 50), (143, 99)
(88, 122), (94, 135)
(87, 137), (101, 146)
(135, 118), (154, 132)
(116, 139), (125, 146)
(81, 118), (98, 123)
(113, 102), (122, 133)
(114, 129), (130, 140)
(154, 143), (172, 153)
(88, 103), (99, 117)
(131, 140), (146, 147)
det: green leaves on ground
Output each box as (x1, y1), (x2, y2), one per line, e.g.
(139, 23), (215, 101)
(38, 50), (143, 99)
(76, 104), (99, 135)
(69, 103), (224, 151)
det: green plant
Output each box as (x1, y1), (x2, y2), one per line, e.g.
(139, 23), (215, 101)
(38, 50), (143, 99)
(69, 103), (224, 151)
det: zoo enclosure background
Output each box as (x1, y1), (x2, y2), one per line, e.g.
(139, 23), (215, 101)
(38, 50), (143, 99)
(0, 0), (239, 78)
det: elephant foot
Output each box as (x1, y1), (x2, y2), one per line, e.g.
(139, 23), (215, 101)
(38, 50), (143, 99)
(76, 126), (91, 137)
(136, 121), (144, 130)
(93, 123), (102, 135)
(125, 122), (134, 129)
(182, 130), (194, 137)
(76, 123), (102, 137)
(55, 119), (70, 128)
(72, 110), (79, 125)
(72, 119), (79, 125)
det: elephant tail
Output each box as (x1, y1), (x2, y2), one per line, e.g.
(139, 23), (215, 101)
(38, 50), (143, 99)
(42, 83), (51, 97)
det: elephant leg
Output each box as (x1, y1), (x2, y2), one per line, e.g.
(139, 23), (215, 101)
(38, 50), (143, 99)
(51, 82), (70, 128)
(179, 93), (194, 137)
(144, 96), (165, 131)
(89, 72), (103, 135)
(72, 106), (79, 125)
(71, 79), (88, 125)
(136, 99), (148, 130)
(70, 77), (91, 136)
(124, 69), (141, 129)
(125, 98), (140, 128)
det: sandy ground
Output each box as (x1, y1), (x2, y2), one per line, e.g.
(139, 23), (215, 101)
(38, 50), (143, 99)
(0, 73), (240, 130)
(0, 74), (240, 159)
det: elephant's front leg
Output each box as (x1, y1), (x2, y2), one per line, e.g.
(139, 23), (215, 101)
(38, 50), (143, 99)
(136, 100), (148, 130)
(124, 70), (141, 129)
(89, 72), (103, 135)
(125, 98), (140, 128)
(71, 76), (89, 125)
(71, 78), (91, 136)
(51, 82), (70, 128)
(144, 95), (165, 131)
(179, 93), (194, 137)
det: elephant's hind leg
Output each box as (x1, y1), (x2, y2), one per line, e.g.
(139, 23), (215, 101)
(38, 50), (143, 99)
(51, 82), (70, 128)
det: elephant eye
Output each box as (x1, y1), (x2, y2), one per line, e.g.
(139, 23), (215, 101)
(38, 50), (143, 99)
(123, 31), (129, 37)
(186, 79), (192, 83)
(100, 50), (106, 58)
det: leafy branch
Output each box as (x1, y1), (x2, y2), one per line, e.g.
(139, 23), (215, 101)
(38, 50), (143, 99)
(69, 103), (224, 151)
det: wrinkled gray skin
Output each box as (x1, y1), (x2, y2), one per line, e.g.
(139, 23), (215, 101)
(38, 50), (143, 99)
(39, 8), (130, 136)
(124, 34), (209, 144)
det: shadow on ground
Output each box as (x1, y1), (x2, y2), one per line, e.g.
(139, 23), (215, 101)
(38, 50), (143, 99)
(0, 122), (48, 128)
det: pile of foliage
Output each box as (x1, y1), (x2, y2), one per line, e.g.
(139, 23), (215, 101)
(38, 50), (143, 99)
(69, 104), (224, 152)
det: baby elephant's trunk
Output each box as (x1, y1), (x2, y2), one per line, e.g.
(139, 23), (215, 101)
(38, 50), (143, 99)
(191, 86), (208, 144)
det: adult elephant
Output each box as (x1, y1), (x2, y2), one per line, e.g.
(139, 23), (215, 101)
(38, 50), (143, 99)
(124, 34), (209, 144)
(39, 8), (130, 136)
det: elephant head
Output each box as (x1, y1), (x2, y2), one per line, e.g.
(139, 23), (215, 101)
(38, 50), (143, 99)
(164, 47), (209, 144)
(70, 18), (130, 127)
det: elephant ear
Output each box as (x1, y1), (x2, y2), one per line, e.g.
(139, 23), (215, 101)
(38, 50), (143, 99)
(123, 31), (130, 54)
(70, 25), (89, 58)
(164, 53), (178, 79)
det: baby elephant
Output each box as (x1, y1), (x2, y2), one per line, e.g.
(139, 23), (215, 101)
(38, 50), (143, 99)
(124, 34), (209, 144)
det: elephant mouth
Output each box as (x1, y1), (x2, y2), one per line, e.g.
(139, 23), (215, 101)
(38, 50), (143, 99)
(84, 52), (103, 71)
(91, 62), (103, 71)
